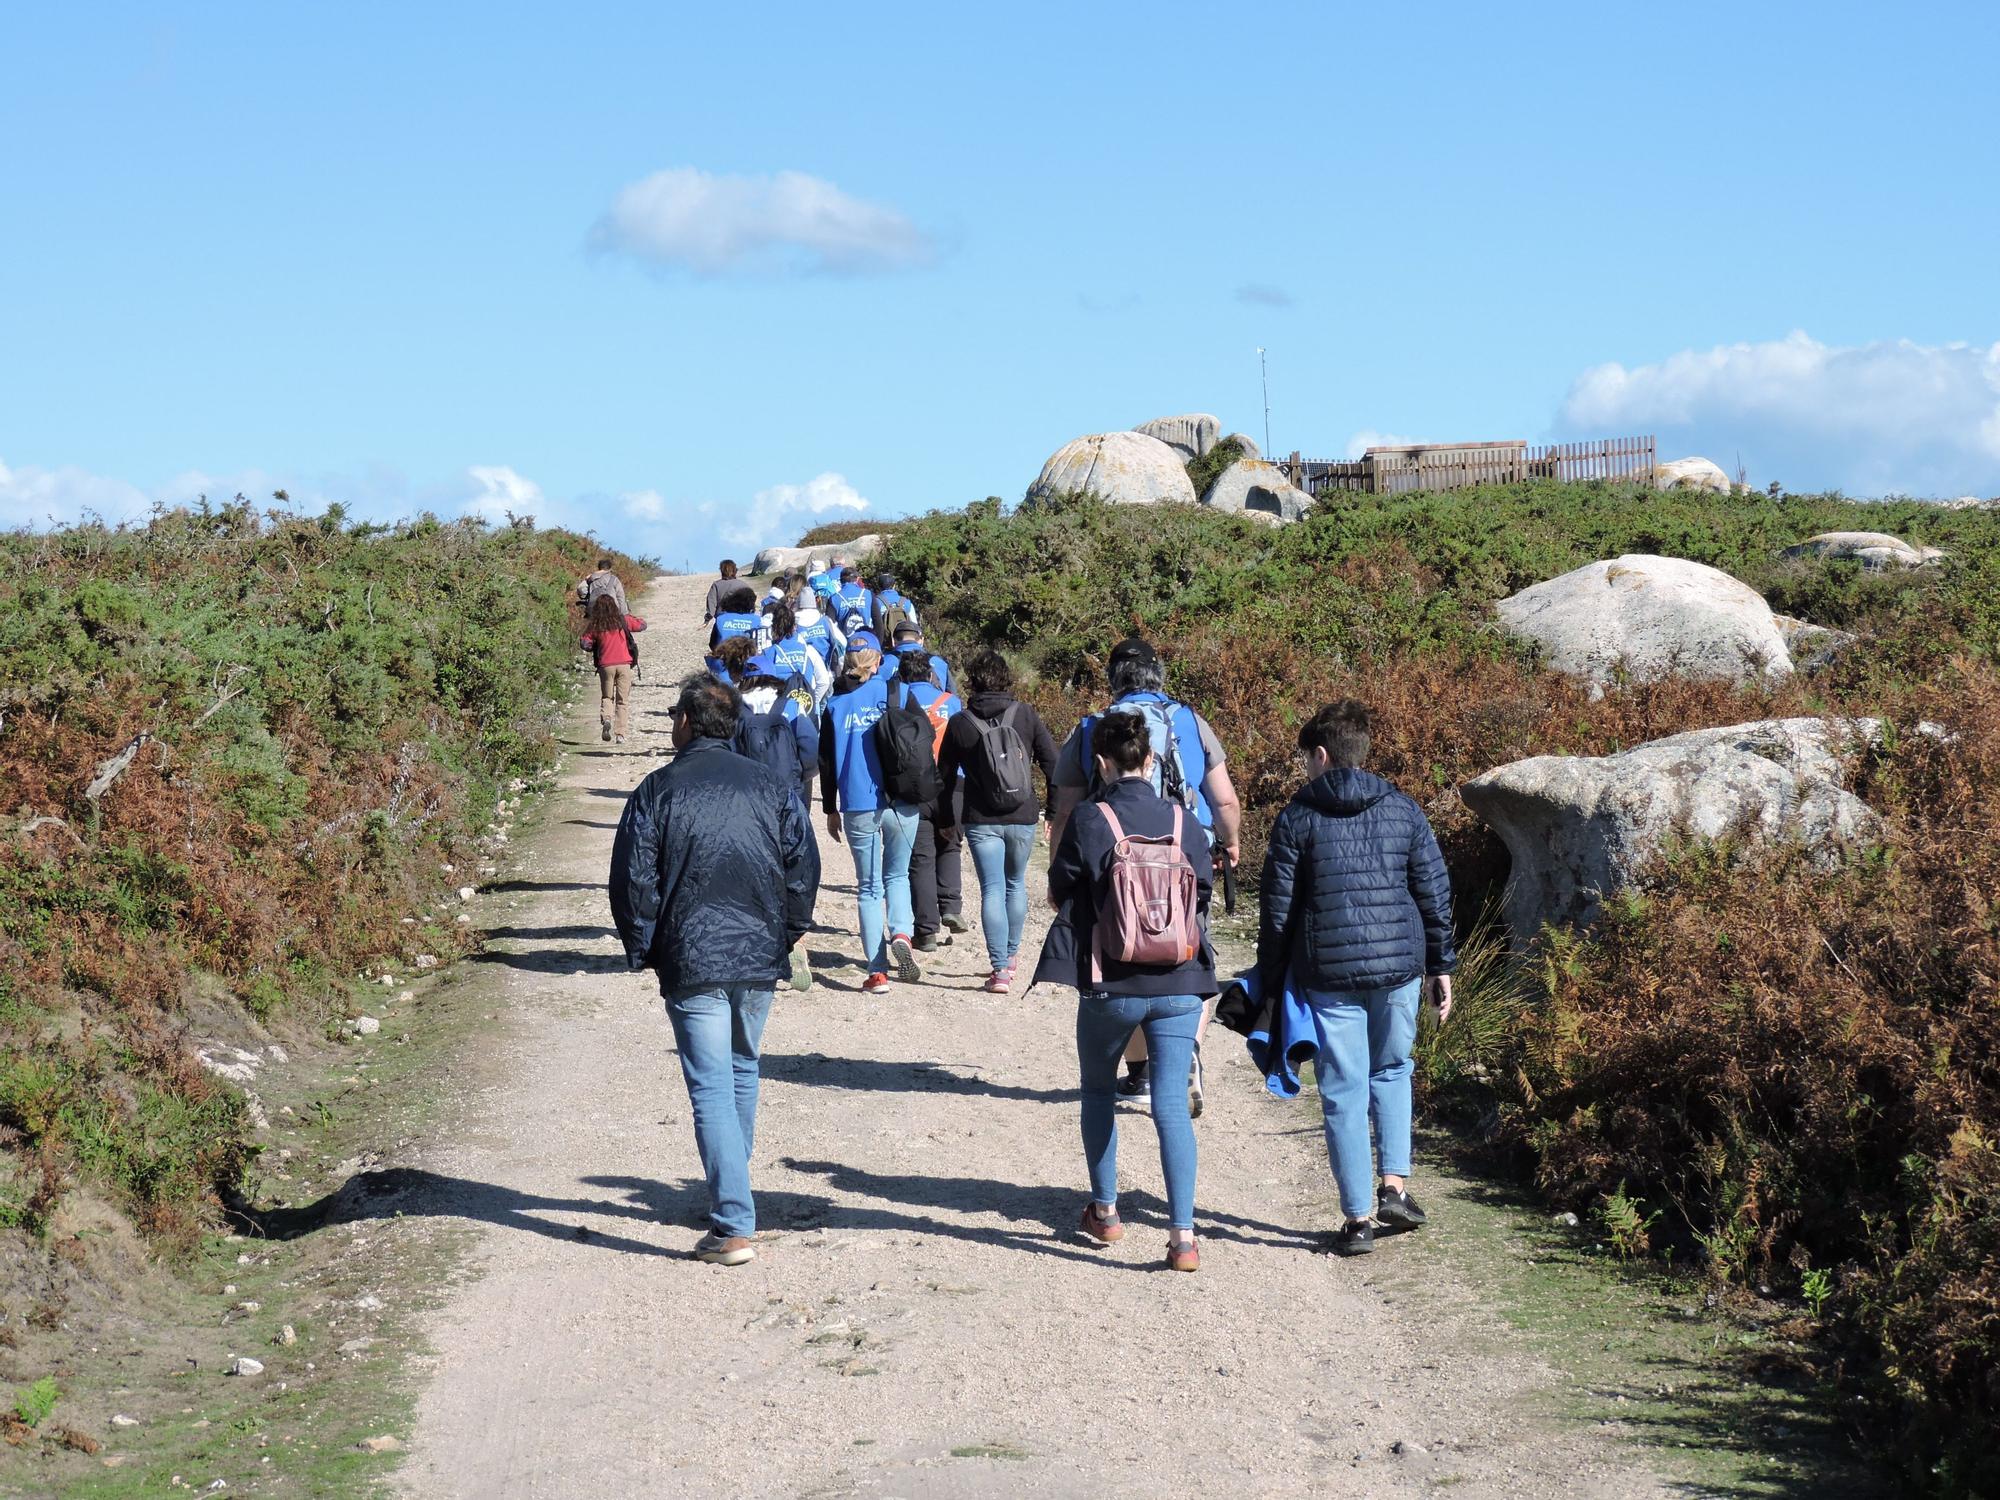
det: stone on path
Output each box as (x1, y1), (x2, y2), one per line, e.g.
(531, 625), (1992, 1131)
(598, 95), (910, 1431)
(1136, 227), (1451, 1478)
(1494, 554), (1792, 688)
(1463, 717), (1889, 941)
(1198, 458), (1315, 524)
(228, 1356), (265, 1377)
(1131, 413), (1222, 461)
(1025, 432), (1197, 508)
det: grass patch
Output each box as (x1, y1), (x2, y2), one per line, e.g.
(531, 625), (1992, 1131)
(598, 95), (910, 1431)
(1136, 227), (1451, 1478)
(950, 1442), (1030, 1461)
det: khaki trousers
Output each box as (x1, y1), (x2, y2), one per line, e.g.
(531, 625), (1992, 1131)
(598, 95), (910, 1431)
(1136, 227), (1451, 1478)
(598, 664), (634, 738)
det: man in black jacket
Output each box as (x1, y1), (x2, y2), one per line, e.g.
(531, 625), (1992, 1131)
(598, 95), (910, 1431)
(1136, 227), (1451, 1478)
(1258, 700), (1456, 1258)
(610, 673), (820, 1265)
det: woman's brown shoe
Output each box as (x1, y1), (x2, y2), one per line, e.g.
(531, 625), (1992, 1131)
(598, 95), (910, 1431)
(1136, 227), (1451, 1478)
(1165, 1237), (1200, 1273)
(1079, 1203), (1125, 1244)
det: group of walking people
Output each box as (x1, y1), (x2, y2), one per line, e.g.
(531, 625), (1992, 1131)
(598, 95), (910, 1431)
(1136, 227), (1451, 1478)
(605, 561), (1457, 1271)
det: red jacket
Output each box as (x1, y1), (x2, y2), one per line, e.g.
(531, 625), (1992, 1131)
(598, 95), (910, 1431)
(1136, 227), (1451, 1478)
(581, 615), (647, 667)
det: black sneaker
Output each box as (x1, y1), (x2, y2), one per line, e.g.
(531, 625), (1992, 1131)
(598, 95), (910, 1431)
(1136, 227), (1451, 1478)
(941, 913), (970, 934)
(1334, 1219), (1376, 1257)
(1376, 1186), (1429, 1229)
(1115, 1065), (1151, 1103)
(913, 931), (940, 953)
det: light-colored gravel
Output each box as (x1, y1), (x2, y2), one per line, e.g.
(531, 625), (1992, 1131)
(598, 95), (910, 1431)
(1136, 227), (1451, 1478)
(396, 573), (1672, 1499)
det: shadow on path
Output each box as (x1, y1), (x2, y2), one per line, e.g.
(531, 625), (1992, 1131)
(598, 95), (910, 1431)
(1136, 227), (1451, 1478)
(763, 1052), (1076, 1104)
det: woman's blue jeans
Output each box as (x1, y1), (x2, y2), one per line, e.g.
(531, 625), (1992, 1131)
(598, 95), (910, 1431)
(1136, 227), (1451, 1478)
(842, 804), (919, 973)
(1076, 991), (1202, 1230)
(1304, 978), (1421, 1221)
(964, 822), (1036, 970)
(664, 984), (775, 1239)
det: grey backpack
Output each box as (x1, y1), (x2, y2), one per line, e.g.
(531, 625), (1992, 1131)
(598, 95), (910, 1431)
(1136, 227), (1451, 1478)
(970, 702), (1034, 814)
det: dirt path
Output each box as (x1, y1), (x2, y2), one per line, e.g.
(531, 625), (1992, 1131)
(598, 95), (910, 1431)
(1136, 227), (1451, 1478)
(396, 573), (1674, 1500)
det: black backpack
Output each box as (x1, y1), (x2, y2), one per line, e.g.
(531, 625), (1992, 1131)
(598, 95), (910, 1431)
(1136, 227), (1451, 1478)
(970, 701), (1034, 814)
(872, 682), (941, 806)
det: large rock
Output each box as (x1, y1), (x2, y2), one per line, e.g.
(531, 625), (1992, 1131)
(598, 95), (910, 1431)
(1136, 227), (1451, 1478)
(1222, 432), (1261, 459)
(1132, 413), (1221, 461)
(1025, 432), (1197, 508)
(1199, 458), (1315, 524)
(1652, 456), (1733, 493)
(1781, 531), (1945, 569)
(1772, 614), (1859, 672)
(1495, 555), (1792, 688)
(750, 533), (888, 576)
(1463, 718), (1888, 942)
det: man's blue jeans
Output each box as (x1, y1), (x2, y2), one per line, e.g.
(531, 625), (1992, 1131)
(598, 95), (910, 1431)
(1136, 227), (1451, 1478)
(1076, 991), (1203, 1230)
(664, 985), (775, 1239)
(842, 805), (919, 974)
(1304, 978), (1421, 1221)
(964, 822), (1036, 971)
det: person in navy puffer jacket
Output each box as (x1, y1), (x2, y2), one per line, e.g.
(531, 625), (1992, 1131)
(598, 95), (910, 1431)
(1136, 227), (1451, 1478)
(1258, 700), (1456, 1259)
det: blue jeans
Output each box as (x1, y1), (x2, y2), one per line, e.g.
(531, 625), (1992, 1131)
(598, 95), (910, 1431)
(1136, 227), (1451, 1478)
(842, 805), (919, 973)
(1305, 979), (1421, 1221)
(1076, 992), (1202, 1230)
(664, 985), (775, 1239)
(964, 822), (1036, 971)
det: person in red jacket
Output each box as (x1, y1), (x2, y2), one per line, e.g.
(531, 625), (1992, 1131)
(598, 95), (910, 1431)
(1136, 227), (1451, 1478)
(581, 593), (648, 744)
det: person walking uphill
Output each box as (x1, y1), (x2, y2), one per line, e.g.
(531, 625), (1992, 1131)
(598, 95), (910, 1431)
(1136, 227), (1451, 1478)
(609, 674), (820, 1265)
(581, 593), (647, 744)
(937, 649), (1057, 993)
(1035, 710), (1218, 1272)
(1257, 700), (1456, 1258)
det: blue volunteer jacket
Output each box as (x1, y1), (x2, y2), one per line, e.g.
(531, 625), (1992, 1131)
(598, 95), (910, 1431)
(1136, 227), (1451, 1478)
(894, 643), (953, 693)
(795, 614), (843, 668)
(830, 582), (874, 631)
(711, 609), (768, 652)
(1225, 969), (1320, 1099)
(817, 674), (891, 814)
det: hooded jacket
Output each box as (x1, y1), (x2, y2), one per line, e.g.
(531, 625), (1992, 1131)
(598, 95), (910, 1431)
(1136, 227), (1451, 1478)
(936, 691), (1058, 827)
(610, 739), (820, 994)
(1033, 777), (1219, 998)
(1257, 768), (1456, 994)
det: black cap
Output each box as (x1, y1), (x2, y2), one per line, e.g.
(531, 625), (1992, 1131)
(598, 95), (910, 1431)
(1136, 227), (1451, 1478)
(1108, 638), (1157, 671)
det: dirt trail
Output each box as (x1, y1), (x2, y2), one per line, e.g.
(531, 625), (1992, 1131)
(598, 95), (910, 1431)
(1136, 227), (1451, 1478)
(397, 573), (1672, 1500)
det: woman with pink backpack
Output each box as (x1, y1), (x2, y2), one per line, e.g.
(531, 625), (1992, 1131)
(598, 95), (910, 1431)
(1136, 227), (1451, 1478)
(1032, 710), (1218, 1272)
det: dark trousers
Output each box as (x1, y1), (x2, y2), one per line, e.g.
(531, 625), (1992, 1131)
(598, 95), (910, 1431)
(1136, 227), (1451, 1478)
(911, 782), (964, 937)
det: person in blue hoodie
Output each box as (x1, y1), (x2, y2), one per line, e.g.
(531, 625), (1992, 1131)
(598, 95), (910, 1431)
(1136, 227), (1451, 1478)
(750, 601), (833, 714)
(828, 567), (875, 638)
(709, 583), (770, 658)
(870, 571), (921, 639)
(890, 623), (953, 694)
(1257, 699), (1456, 1258)
(816, 643), (923, 993)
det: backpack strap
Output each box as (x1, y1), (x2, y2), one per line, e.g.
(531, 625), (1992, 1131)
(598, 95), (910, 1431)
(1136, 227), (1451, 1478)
(1097, 803), (1125, 844)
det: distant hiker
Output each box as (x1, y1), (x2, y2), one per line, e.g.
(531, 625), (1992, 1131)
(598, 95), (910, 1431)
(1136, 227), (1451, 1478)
(734, 653), (820, 807)
(1050, 638), (1243, 1112)
(829, 567), (874, 638)
(710, 583), (770, 657)
(578, 557), (628, 614)
(1034, 709), (1217, 1272)
(751, 601), (834, 713)
(1258, 700), (1456, 1258)
(793, 590), (847, 679)
(891, 622), (953, 694)
(807, 555), (845, 605)
(818, 642), (924, 993)
(871, 571), (920, 642)
(889, 650), (964, 953)
(610, 674), (820, 1265)
(703, 559), (740, 624)
(708, 633), (757, 687)
(937, 649), (1058, 992)
(580, 593), (647, 744)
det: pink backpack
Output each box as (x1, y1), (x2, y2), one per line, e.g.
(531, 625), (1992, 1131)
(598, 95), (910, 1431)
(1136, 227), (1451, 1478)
(1091, 803), (1201, 983)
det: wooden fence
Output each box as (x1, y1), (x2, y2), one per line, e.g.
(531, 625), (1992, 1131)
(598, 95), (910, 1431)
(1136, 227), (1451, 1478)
(1287, 435), (1656, 497)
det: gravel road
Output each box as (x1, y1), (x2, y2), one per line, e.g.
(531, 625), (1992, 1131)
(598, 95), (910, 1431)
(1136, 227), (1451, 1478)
(396, 573), (1672, 1499)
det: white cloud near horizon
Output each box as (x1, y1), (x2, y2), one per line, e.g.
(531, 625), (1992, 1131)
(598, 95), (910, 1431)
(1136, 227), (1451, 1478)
(698, 472), (870, 552)
(1560, 331), (2000, 497)
(589, 167), (935, 277)
(1343, 429), (1422, 459)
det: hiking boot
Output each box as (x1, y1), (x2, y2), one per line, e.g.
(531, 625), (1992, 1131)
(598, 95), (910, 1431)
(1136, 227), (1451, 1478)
(861, 972), (890, 996)
(1376, 1186), (1429, 1230)
(600, 722), (612, 743)
(692, 1231), (755, 1266)
(1115, 1065), (1150, 1104)
(982, 970), (1011, 994)
(1334, 1219), (1376, 1257)
(1078, 1202), (1124, 1244)
(913, 930), (949, 953)
(941, 912), (971, 934)
(1189, 1045), (1205, 1120)
(889, 934), (922, 984)
(789, 948), (814, 993)
(1165, 1236), (1200, 1273)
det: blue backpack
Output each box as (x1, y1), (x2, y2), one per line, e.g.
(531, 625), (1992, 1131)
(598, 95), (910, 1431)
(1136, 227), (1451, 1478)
(1083, 697), (1202, 821)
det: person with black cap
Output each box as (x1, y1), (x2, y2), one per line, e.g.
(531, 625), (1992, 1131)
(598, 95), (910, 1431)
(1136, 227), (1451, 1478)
(1049, 638), (1242, 1111)
(871, 571), (921, 642)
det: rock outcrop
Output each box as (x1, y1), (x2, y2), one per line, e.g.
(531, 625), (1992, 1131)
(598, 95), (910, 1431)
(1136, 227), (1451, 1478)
(1463, 718), (1889, 942)
(751, 534), (887, 576)
(1198, 458), (1315, 523)
(1132, 413), (1222, 462)
(1652, 456), (1733, 493)
(1222, 432), (1262, 459)
(1495, 555), (1792, 687)
(1773, 614), (1860, 672)
(1781, 531), (1945, 570)
(1025, 432), (1198, 508)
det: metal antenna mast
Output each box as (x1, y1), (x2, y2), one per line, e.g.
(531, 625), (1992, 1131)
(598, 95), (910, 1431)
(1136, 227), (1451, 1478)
(1257, 347), (1271, 455)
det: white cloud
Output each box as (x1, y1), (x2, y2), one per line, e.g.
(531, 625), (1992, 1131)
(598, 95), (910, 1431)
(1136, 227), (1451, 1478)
(1343, 429), (1422, 459)
(589, 166), (935, 277)
(1558, 331), (2000, 496)
(619, 488), (666, 521)
(462, 464), (545, 523)
(698, 472), (869, 551)
(0, 456), (153, 528)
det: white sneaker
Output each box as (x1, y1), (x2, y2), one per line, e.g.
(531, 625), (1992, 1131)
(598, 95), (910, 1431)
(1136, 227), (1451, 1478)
(692, 1231), (755, 1265)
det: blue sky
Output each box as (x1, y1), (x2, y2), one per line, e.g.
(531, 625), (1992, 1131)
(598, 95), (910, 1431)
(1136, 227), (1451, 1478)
(4, 1), (1997, 562)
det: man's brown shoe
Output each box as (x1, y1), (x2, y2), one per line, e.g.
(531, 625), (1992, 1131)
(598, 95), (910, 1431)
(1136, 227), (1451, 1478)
(693, 1231), (755, 1265)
